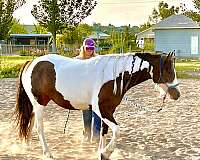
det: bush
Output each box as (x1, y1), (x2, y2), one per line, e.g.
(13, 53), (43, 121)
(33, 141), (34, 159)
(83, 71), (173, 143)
(0, 64), (22, 78)
(19, 50), (30, 56)
(144, 40), (154, 52)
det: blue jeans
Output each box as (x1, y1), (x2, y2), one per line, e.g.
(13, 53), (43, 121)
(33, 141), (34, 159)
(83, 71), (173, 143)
(82, 109), (101, 139)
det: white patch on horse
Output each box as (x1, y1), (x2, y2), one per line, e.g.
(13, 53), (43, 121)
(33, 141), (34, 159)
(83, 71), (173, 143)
(167, 69), (180, 91)
(101, 118), (120, 156)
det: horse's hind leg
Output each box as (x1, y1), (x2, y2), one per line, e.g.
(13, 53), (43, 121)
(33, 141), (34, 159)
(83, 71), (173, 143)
(27, 112), (35, 145)
(34, 104), (52, 158)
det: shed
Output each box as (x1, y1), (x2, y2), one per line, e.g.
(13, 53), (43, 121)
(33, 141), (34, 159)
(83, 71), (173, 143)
(136, 28), (154, 49)
(10, 33), (52, 45)
(153, 14), (200, 57)
(88, 31), (110, 40)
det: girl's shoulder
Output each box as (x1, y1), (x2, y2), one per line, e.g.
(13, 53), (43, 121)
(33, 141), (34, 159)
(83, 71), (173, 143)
(74, 55), (83, 60)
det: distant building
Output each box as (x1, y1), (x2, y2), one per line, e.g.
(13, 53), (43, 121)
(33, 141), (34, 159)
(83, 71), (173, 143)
(136, 28), (154, 49)
(136, 14), (200, 57)
(10, 33), (52, 45)
(88, 31), (110, 40)
(153, 14), (200, 57)
(0, 34), (52, 55)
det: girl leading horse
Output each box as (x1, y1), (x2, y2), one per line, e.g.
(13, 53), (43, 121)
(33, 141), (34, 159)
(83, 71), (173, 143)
(14, 52), (180, 159)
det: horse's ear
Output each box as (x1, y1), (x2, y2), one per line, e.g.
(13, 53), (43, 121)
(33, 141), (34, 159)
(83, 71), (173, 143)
(167, 52), (171, 59)
(172, 50), (176, 57)
(170, 50), (176, 59)
(167, 51), (175, 59)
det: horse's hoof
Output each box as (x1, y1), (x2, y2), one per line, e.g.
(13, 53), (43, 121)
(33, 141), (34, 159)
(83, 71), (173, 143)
(44, 152), (53, 159)
(101, 153), (110, 160)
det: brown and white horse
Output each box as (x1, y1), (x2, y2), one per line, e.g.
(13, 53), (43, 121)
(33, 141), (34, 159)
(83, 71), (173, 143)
(14, 52), (180, 159)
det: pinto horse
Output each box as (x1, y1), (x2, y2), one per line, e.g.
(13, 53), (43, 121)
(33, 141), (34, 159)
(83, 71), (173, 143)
(14, 52), (180, 159)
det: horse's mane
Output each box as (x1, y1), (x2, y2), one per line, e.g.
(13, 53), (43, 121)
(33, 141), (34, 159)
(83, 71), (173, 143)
(97, 52), (162, 59)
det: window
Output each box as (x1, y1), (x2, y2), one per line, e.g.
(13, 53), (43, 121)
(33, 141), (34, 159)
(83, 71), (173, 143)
(191, 36), (198, 55)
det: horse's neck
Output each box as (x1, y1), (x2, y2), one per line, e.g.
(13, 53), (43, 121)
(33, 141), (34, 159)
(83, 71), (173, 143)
(126, 69), (151, 91)
(118, 54), (152, 93)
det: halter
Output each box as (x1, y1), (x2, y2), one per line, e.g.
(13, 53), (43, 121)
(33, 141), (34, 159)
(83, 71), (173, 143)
(159, 56), (164, 82)
(157, 55), (179, 88)
(156, 55), (179, 112)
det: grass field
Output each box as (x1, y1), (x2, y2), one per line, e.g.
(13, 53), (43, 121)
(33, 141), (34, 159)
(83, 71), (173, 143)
(0, 56), (200, 79)
(0, 56), (35, 78)
(175, 59), (200, 79)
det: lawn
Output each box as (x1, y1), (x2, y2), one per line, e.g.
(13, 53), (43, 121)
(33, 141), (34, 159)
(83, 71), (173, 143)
(175, 59), (200, 79)
(0, 56), (200, 79)
(0, 56), (35, 78)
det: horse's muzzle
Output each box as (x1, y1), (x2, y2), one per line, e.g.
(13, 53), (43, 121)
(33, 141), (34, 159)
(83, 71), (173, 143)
(168, 87), (180, 100)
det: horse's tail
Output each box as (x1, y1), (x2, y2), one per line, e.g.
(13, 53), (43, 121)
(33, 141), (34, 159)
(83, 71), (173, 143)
(15, 61), (33, 140)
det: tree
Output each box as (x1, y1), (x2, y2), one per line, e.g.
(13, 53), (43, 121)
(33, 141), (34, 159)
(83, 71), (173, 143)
(31, 0), (97, 53)
(0, 0), (25, 40)
(139, 22), (152, 32)
(149, 1), (179, 24)
(123, 25), (138, 52)
(182, 1), (200, 22)
(32, 24), (48, 34)
(56, 23), (92, 48)
(10, 18), (28, 34)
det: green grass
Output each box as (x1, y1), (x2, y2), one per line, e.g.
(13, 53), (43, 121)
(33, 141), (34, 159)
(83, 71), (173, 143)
(0, 56), (35, 78)
(175, 59), (200, 79)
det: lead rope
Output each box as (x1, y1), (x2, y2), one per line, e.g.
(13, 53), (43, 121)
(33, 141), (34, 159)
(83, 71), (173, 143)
(157, 93), (167, 112)
(63, 109), (71, 134)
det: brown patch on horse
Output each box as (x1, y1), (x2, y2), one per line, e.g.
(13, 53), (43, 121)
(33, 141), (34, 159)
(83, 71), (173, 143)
(31, 61), (75, 110)
(98, 70), (151, 135)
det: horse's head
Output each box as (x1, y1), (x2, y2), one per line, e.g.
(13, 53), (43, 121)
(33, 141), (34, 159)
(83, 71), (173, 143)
(136, 52), (180, 100)
(152, 52), (180, 100)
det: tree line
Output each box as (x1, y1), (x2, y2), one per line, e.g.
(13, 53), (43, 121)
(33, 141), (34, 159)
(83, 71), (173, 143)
(139, 0), (200, 32)
(1, 0), (200, 54)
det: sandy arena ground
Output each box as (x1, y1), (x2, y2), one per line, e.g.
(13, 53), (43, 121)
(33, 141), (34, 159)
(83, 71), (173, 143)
(0, 78), (200, 160)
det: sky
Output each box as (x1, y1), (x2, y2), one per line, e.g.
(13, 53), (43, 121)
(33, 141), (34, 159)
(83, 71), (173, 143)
(13, 0), (195, 27)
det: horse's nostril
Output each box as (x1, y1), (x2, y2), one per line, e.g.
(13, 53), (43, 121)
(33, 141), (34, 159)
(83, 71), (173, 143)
(171, 92), (180, 100)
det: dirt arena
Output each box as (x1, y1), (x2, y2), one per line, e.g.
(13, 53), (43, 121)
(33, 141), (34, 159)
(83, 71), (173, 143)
(0, 78), (200, 160)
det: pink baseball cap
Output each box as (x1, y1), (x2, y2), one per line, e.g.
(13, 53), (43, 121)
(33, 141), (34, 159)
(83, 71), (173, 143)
(83, 38), (95, 47)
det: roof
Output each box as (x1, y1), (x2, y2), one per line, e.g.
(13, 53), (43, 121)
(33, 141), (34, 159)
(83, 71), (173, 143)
(153, 14), (200, 30)
(88, 31), (110, 39)
(10, 33), (52, 38)
(136, 28), (154, 39)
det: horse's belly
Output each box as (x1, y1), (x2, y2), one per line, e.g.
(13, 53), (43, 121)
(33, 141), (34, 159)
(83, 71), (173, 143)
(54, 67), (96, 104)
(63, 90), (92, 105)
(70, 102), (90, 110)
(55, 79), (93, 106)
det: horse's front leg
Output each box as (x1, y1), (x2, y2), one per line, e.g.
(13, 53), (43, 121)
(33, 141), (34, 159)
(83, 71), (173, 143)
(100, 116), (120, 160)
(98, 122), (108, 152)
